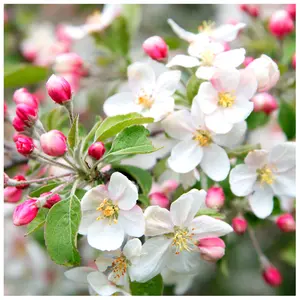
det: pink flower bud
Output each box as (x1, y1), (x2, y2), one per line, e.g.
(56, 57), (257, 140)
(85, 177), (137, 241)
(4, 186), (23, 203)
(143, 36), (168, 61)
(252, 92), (278, 115)
(198, 237), (225, 262)
(292, 53), (296, 69)
(276, 213), (295, 232)
(15, 134), (35, 156)
(239, 4), (260, 18)
(60, 72), (81, 93)
(12, 116), (27, 132)
(13, 199), (39, 226)
(13, 175), (29, 189)
(205, 187), (225, 209)
(232, 216), (248, 235)
(161, 180), (179, 195)
(40, 130), (67, 157)
(13, 89), (39, 108)
(41, 192), (61, 209)
(149, 192), (170, 209)
(56, 24), (73, 44)
(88, 142), (106, 160)
(46, 74), (72, 104)
(16, 103), (38, 124)
(286, 4), (296, 20)
(54, 53), (84, 75)
(243, 56), (254, 67)
(262, 266), (282, 287)
(269, 10), (294, 39)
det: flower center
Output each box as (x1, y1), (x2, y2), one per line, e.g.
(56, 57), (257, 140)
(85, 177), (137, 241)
(218, 92), (235, 108)
(111, 255), (128, 280)
(193, 130), (212, 147)
(136, 89), (154, 109)
(198, 20), (215, 33)
(96, 199), (119, 224)
(257, 165), (275, 185)
(200, 50), (215, 66)
(172, 226), (196, 254)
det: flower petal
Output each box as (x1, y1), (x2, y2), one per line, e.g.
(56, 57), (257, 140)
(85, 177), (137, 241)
(78, 211), (100, 235)
(195, 66), (217, 80)
(168, 140), (203, 173)
(214, 48), (246, 69)
(87, 272), (120, 296)
(167, 55), (200, 68)
(144, 206), (174, 236)
(147, 96), (175, 122)
(236, 68), (258, 99)
(155, 70), (181, 97)
(108, 172), (138, 210)
(81, 185), (108, 211)
(194, 82), (218, 115)
(118, 205), (145, 237)
(223, 98), (254, 124)
(129, 236), (172, 283)
(161, 110), (195, 141)
(249, 184), (274, 219)
(211, 68), (240, 92)
(189, 215), (233, 239)
(123, 238), (142, 263)
(212, 23), (246, 42)
(200, 144), (230, 181)
(95, 255), (115, 272)
(170, 189), (207, 227)
(87, 219), (124, 251)
(229, 164), (257, 196)
(244, 150), (269, 169)
(64, 267), (95, 284)
(272, 167), (296, 197)
(204, 108), (233, 134)
(167, 19), (197, 42)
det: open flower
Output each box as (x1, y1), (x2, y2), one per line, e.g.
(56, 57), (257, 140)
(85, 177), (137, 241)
(79, 172), (145, 251)
(103, 62), (181, 122)
(167, 35), (246, 80)
(129, 189), (233, 282)
(195, 68), (257, 134)
(168, 18), (246, 44)
(229, 142), (296, 218)
(161, 106), (247, 181)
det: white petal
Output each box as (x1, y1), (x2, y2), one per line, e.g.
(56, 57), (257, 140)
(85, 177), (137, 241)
(147, 96), (175, 122)
(200, 144), (230, 181)
(166, 250), (201, 273)
(167, 19), (197, 42)
(128, 62), (155, 94)
(249, 185), (274, 219)
(211, 68), (240, 92)
(167, 55), (200, 68)
(144, 206), (174, 236)
(229, 164), (257, 196)
(189, 215), (233, 239)
(236, 68), (258, 99)
(121, 153), (157, 170)
(212, 121), (247, 148)
(204, 108), (233, 134)
(161, 110), (195, 141)
(170, 189), (207, 227)
(123, 238), (142, 263)
(95, 255), (114, 272)
(214, 48), (246, 69)
(179, 169), (200, 190)
(156, 70), (181, 97)
(118, 205), (145, 237)
(101, 4), (121, 26)
(223, 98), (254, 124)
(64, 25), (87, 40)
(87, 272), (120, 296)
(108, 172), (138, 210)
(103, 92), (139, 117)
(194, 82), (218, 115)
(269, 142), (296, 173)
(78, 211), (99, 235)
(87, 219), (124, 251)
(191, 96), (207, 127)
(195, 66), (217, 80)
(272, 167), (296, 197)
(212, 23), (246, 42)
(81, 185), (108, 211)
(64, 267), (95, 284)
(129, 236), (172, 283)
(168, 140), (203, 173)
(245, 150), (269, 169)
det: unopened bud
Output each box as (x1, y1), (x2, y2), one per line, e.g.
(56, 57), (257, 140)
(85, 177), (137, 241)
(4, 186), (23, 203)
(46, 74), (72, 104)
(149, 192), (170, 209)
(198, 237), (225, 262)
(41, 192), (61, 209)
(54, 53), (84, 75)
(13, 199), (39, 226)
(13, 88), (39, 109)
(16, 103), (38, 124)
(13, 175), (29, 189)
(14, 134), (35, 156)
(276, 213), (295, 232)
(88, 142), (106, 160)
(252, 92), (278, 114)
(262, 266), (282, 287)
(143, 36), (168, 61)
(269, 10), (294, 39)
(286, 4), (296, 20)
(232, 216), (248, 235)
(205, 186), (225, 209)
(40, 130), (67, 157)
(12, 116), (27, 132)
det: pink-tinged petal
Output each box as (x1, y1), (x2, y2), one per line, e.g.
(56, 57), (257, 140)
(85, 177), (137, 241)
(167, 55), (200, 68)
(168, 140), (203, 174)
(204, 109), (233, 134)
(229, 164), (257, 196)
(245, 150), (269, 169)
(211, 68), (240, 92)
(118, 205), (145, 237)
(200, 144), (230, 182)
(81, 185), (108, 212)
(212, 23), (246, 42)
(194, 82), (218, 115)
(214, 48), (246, 69)
(236, 68), (258, 99)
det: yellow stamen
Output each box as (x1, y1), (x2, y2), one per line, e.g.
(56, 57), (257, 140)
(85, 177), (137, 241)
(111, 256), (127, 280)
(257, 165), (274, 185)
(136, 89), (154, 109)
(172, 227), (195, 254)
(200, 50), (215, 66)
(218, 92), (235, 108)
(194, 130), (212, 147)
(96, 198), (119, 224)
(198, 20), (215, 33)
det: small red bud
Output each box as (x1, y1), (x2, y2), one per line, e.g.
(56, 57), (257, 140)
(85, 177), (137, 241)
(232, 216), (248, 235)
(12, 116), (27, 132)
(46, 74), (72, 104)
(40, 130), (67, 157)
(198, 237), (226, 262)
(88, 142), (106, 160)
(262, 266), (282, 287)
(205, 187), (225, 209)
(149, 192), (170, 209)
(16, 103), (38, 124)
(13, 88), (39, 109)
(252, 92), (278, 115)
(13, 175), (29, 189)
(269, 10), (294, 39)
(41, 192), (61, 209)
(4, 186), (23, 203)
(13, 199), (39, 226)
(14, 134), (35, 156)
(286, 4), (296, 20)
(276, 213), (295, 232)
(143, 36), (168, 61)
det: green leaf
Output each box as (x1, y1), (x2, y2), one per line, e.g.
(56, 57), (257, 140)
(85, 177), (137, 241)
(186, 75), (202, 104)
(247, 111), (270, 130)
(42, 107), (69, 132)
(44, 195), (81, 266)
(281, 37), (296, 65)
(26, 208), (48, 236)
(4, 64), (48, 88)
(68, 115), (79, 150)
(164, 36), (184, 50)
(130, 274), (163, 296)
(278, 101), (296, 139)
(153, 157), (168, 180)
(280, 242), (296, 266)
(138, 194), (150, 207)
(104, 125), (158, 161)
(122, 4), (141, 38)
(30, 182), (60, 198)
(196, 208), (225, 219)
(113, 164), (152, 195)
(95, 113), (154, 142)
